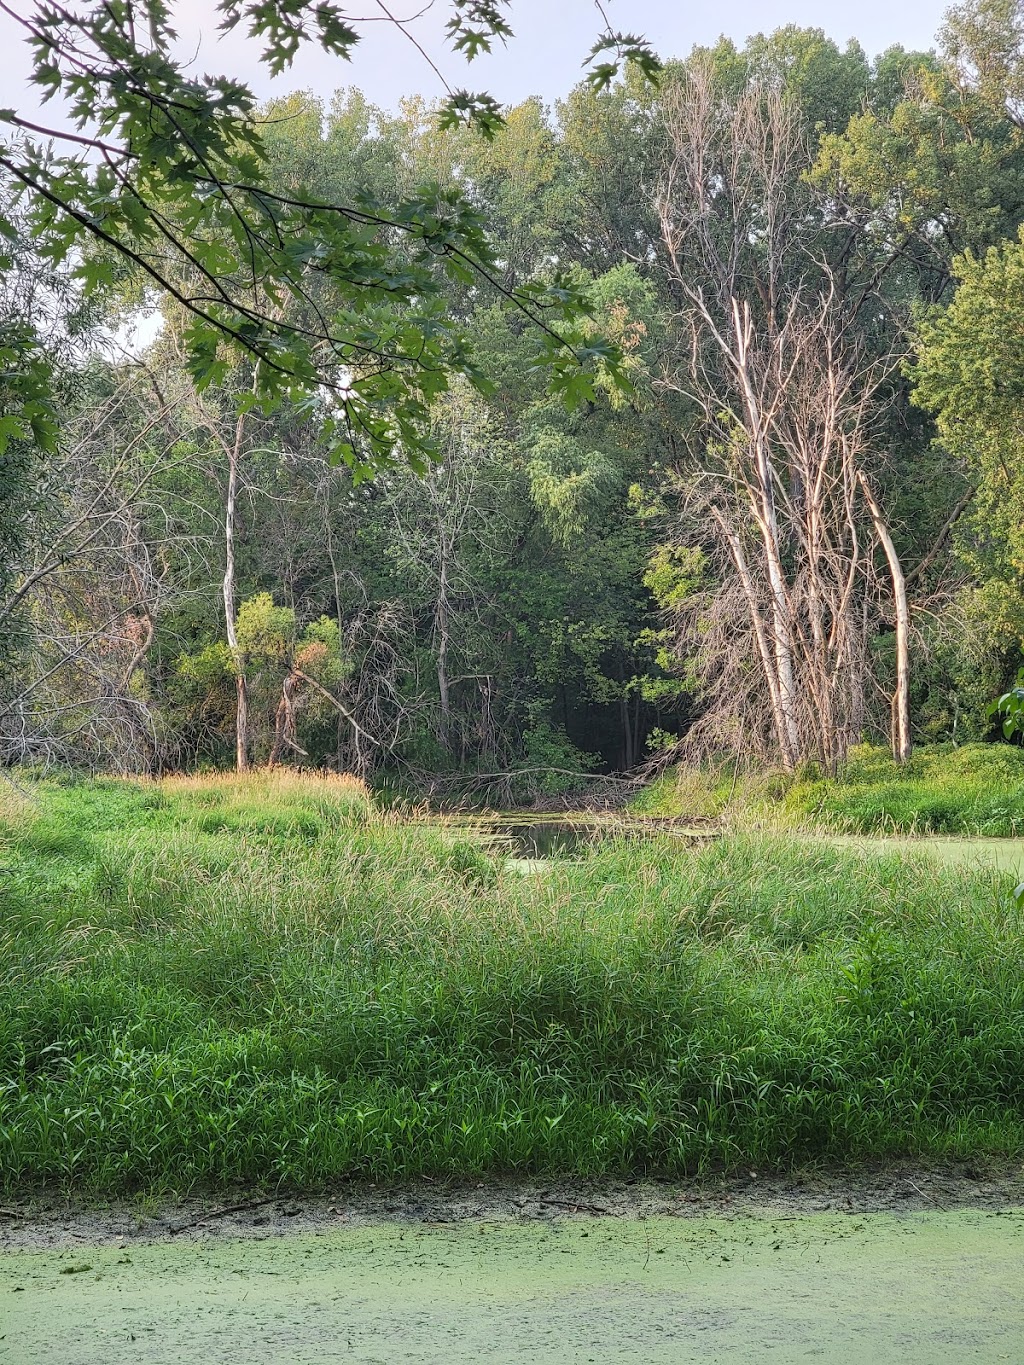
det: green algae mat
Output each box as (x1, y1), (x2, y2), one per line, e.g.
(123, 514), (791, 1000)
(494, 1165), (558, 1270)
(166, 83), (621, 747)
(3, 1210), (1023, 1363)
(812, 834), (1024, 873)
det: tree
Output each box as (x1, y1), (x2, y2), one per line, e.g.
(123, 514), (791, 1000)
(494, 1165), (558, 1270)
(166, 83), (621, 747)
(379, 383), (512, 760)
(910, 232), (1024, 688)
(183, 365), (259, 773)
(552, 65), (666, 276)
(653, 60), (910, 770)
(941, 0), (1024, 125)
(0, 364), (187, 770)
(0, 176), (97, 672)
(708, 27), (871, 137)
(0, 2), (658, 470)
(811, 26), (1024, 304)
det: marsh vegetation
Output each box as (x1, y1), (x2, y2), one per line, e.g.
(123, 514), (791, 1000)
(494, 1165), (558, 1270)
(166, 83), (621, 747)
(4, 0), (1024, 1243)
(2, 771), (1024, 1194)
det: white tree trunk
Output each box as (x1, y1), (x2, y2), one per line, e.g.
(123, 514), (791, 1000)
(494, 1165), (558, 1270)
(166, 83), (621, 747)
(713, 511), (797, 769)
(732, 299), (801, 770)
(858, 472), (911, 764)
(223, 411), (249, 773)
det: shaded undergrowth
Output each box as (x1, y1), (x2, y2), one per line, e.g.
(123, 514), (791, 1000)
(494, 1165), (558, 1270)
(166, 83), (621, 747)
(1, 770), (1023, 1193)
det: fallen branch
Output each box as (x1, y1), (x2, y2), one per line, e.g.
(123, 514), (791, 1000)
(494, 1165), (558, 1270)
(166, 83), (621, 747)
(291, 666), (379, 748)
(537, 1196), (611, 1215)
(168, 1196), (279, 1234)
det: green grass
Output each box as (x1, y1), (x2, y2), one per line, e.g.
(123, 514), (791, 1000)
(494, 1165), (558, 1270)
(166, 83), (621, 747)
(1, 770), (1024, 1194)
(785, 744), (1024, 836)
(635, 743), (1024, 838)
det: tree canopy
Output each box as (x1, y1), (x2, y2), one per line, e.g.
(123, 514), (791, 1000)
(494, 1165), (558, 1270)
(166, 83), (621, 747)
(0, 1), (658, 469)
(6, 3), (1024, 785)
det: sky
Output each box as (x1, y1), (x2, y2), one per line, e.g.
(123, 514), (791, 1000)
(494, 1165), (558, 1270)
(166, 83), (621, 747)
(1, 0), (954, 125)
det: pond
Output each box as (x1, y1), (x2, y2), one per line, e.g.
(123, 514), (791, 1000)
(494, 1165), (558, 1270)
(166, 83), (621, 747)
(472, 817), (616, 860)
(5, 1210), (1023, 1363)
(804, 833), (1024, 873)
(436, 812), (1024, 872)
(449, 813), (716, 861)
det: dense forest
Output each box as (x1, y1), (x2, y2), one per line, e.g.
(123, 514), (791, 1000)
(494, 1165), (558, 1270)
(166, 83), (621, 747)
(5, 0), (1024, 794)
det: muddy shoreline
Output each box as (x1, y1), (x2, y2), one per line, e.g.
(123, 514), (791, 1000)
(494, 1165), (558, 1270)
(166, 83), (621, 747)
(3, 1158), (1022, 1251)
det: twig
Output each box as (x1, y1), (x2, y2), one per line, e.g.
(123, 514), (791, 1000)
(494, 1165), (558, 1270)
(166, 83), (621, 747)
(0, 1208), (27, 1219)
(537, 1196), (610, 1215)
(168, 1196), (279, 1234)
(906, 1179), (945, 1209)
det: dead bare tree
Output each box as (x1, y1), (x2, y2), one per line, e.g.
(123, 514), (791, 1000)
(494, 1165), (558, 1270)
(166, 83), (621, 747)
(655, 63), (903, 770)
(857, 470), (911, 763)
(0, 374), (190, 771)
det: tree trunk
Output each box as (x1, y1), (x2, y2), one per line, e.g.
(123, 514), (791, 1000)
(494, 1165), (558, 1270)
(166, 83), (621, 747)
(223, 411), (249, 772)
(761, 529), (801, 770)
(435, 551), (451, 753)
(714, 510), (798, 771)
(269, 671), (307, 767)
(620, 695), (634, 770)
(858, 472), (911, 764)
(731, 300), (801, 769)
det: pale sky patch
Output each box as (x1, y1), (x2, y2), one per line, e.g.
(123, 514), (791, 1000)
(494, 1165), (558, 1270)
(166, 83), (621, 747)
(0, 0), (951, 130)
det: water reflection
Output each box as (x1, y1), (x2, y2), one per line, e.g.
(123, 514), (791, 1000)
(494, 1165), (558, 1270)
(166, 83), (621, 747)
(477, 819), (608, 860)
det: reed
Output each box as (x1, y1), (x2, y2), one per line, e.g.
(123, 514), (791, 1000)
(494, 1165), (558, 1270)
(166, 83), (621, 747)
(1, 772), (1022, 1193)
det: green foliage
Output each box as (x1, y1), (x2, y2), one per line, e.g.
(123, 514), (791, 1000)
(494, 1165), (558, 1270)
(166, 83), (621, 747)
(643, 545), (706, 611)
(0, 298), (60, 672)
(643, 726), (680, 754)
(0, 3), (656, 471)
(235, 592), (296, 664)
(516, 721), (600, 795)
(912, 233), (1024, 485)
(552, 71), (665, 275)
(742, 27), (871, 134)
(584, 32), (662, 93)
(0, 319), (57, 456)
(909, 234), (1024, 691)
(298, 616), (348, 690)
(2, 775), (1024, 1192)
(941, 0), (1024, 121)
(171, 643), (234, 689)
(526, 431), (619, 548)
(991, 669), (1024, 738)
(782, 744), (1024, 836)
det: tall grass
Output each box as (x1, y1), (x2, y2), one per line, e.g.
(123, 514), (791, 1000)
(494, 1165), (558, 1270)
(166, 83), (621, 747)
(784, 744), (1024, 836)
(1, 771), (1023, 1193)
(634, 744), (1024, 837)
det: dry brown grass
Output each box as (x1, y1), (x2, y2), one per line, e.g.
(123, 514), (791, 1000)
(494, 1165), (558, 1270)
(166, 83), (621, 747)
(158, 767), (370, 799)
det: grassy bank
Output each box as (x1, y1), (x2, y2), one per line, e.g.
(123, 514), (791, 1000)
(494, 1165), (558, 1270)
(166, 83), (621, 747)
(2, 771), (1024, 1193)
(635, 743), (1024, 837)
